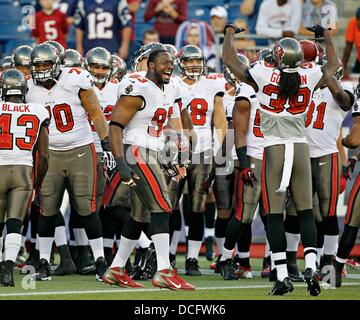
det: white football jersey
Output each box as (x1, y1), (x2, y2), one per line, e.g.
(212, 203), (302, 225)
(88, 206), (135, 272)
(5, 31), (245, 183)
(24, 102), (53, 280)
(26, 67), (94, 151)
(118, 73), (173, 151)
(235, 82), (265, 160)
(248, 61), (323, 147)
(0, 101), (49, 166)
(92, 79), (120, 153)
(178, 74), (225, 153)
(305, 83), (354, 158)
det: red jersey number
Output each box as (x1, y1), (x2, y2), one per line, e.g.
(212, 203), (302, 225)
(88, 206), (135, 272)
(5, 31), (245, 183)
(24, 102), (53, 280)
(261, 84), (311, 115)
(253, 109), (264, 138)
(0, 113), (40, 150)
(305, 101), (326, 130)
(88, 105), (113, 131)
(190, 98), (208, 125)
(148, 108), (167, 137)
(48, 104), (75, 133)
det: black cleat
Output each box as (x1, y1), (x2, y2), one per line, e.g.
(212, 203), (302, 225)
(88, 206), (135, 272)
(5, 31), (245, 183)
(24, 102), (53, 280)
(287, 263), (303, 282)
(304, 268), (321, 296)
(2, 260), (15, 287)
(185, 258), (201, 276)
(131, 245), (156, 280)
(95, 257), (108, 282)
(76, 246), (95, 275)
(218, 259), (237, 280)
(204, 236), (215, 261)
(34, 259), (52, 281)
(269, 268), (277, 282)
(270, 277), (294, 296)
(53, 259), (77, 276)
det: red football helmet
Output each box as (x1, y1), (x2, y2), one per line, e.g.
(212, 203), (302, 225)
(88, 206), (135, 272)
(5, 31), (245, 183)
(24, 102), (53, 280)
(299, 40), (319, 63)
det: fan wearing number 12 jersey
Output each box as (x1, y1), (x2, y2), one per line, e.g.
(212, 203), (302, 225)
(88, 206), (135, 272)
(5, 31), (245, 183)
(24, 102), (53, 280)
(223, 27), (340, 295)
(26, 43), (109, 282)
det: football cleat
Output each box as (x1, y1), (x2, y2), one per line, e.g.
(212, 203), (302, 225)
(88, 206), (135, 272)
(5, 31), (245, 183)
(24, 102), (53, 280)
(270, 277), (294, 296)
(346, 258), (360, 270)
(131, 245), (156, 280)
(152, 268), (195, 291)
(219, 259), (237, 280)
(204, 236), (215, 261)
(289, 272), (304, 282)
(2, 260), (15, 287)
(236, 266), (253, 279)
(95, 257), (108, 282)
(185, 258), (201, 276)
(34, 259), (52, 281)
(304, 268), (321, 296)
(269, 268), (277, 282)
(103, 267), (144, 288)
(53, 259), (77, 276)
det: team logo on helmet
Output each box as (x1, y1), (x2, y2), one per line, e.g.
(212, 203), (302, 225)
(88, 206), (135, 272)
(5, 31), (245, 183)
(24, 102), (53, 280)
(273, 42), (284, 61)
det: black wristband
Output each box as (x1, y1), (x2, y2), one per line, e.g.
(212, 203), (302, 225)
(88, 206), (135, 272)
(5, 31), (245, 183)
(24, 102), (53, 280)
(101, 137), (111, 151)
(109, 121), (125, 129)
(235, 146), (249, 169)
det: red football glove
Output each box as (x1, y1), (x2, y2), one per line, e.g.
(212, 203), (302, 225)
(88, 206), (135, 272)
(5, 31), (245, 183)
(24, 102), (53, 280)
(339, 174), (347, 194)
(239, 167), (257, 187)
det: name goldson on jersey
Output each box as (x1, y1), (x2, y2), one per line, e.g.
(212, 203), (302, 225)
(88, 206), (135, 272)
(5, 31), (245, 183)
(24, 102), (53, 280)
(2, 103), (31, 113)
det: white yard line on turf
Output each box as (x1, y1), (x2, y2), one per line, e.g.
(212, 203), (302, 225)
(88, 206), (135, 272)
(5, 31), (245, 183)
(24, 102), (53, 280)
(0, 283), (360, 297)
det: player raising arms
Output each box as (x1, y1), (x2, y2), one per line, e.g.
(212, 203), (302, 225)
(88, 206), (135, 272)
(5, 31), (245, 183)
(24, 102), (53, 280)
(222, 25), (339, 296)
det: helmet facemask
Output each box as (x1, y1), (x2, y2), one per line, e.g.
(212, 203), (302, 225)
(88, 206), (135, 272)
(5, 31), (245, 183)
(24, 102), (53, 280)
(87, 63), (112, 85)
(30, 60), (60, 85)
(180, 57), (206, 80)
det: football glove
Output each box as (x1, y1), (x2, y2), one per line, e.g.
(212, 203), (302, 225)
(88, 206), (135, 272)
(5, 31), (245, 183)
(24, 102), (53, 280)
(223, 24), (246, 35)
(306, 25), (330, 39)
(238, 166), (257, 187)
(101, 151), (117, 180)
(115, 157), (136, 187)
(101, 137), (111, 152)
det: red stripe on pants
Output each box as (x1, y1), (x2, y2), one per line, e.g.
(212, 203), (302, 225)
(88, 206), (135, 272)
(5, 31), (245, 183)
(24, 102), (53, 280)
(329, 153), (339, 217)
(132, 145), (171, 213)
(102, 172), (121, 206)
(234, 171), (244, 221)
(345, 173), (360, 225)
(90, 144), (97, 212)
(261, 151), (269, 214)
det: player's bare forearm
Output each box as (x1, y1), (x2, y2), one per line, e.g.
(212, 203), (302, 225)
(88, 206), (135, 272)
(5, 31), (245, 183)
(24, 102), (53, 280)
(233, 100), (250, 148)
(222, 28), (249, 84)
(343, 118), (360, 149)
(181, 109), (197, 149)
(35, 126), (49, 188)
(323, 73), (352, 110)
(337, 130), (347, 165)
(80, 88), (108, 140)
(323, 30), (339, 74)
(75, 28), (84, 54)
(109, 125), (125, 158)
(167, 117), (183, 132)
(213, 96), (228, 144)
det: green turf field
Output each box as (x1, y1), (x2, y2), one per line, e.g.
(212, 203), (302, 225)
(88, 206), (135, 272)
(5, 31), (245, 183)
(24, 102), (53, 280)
(2, 256), (360, 300)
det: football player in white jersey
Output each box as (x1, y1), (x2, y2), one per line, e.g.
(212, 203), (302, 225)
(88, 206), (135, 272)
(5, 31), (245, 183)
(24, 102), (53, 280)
(223, 25), (340, 295)
(26, 43), (109, 281)
(167, 45), (227, 276)
(0, 69), (49, 286)
(217, 55), (265, 280)
(104, 47), (194, 290)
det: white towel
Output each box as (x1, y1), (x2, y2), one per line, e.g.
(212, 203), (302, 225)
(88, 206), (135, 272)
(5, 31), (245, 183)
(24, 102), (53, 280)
(276, 143), (294, 193)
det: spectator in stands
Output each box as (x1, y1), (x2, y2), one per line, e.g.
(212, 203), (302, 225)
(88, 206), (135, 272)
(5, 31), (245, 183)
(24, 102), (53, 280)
(144, 0), (187, 45)
(176, 21), (217, 72)
(209, 6), (228, 38)
(255, 0), (302, 41)
(143, 29), (160, 44)
(127, 0), (141, 64)
(342, 7), (360, 77)
(233, 19), (256, 60)
(240, 0), (267, 46)
(74, 0), (132, 59)
(300, 0), (338, 36)
(31, 0), (69, 48)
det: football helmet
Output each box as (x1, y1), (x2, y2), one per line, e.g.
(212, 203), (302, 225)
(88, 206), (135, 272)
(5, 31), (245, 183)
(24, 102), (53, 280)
(252, 48), (273, 64)
(64, 49), (83, 68)
(271, 38), (303, 70)
(30, 43), (61, 85)
(299, 40), (319, 62)
(178, 45), (206, 79)
(163, 44), (178, 58)
(111, 55), (127, 81)
(12, 45), (33, 68)
(84, 47), (113, 85)
(158, 130), (191, 178)
(0, 56), (13, 71)
(44, 40), (65, 64)
(224, 53), (249, 85)
(1, 68), (28, 100)
(132, 42), (165, 72)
